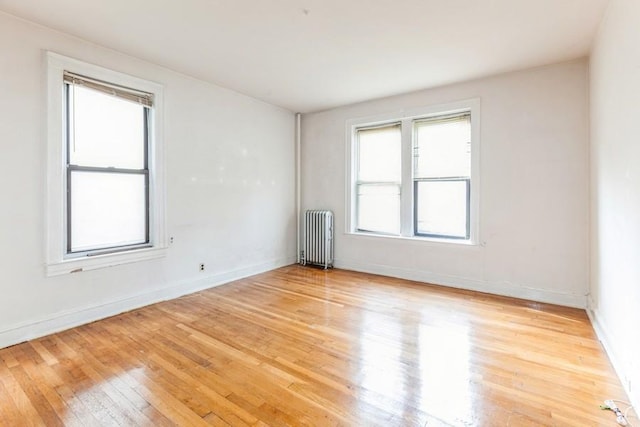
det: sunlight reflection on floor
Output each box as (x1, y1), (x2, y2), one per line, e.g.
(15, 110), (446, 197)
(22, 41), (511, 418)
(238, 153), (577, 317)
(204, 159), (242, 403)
(357, 309), (474, 426)
(418, 323), (473, 425)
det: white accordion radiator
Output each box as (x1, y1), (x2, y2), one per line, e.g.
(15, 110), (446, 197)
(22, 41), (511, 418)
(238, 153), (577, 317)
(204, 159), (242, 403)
(302, 210), (334, 269)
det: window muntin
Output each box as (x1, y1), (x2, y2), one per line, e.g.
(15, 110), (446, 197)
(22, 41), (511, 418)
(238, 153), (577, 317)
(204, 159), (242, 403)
(349, 102), (478, 244)
(413, 114), (471, 239)
(65, 75), (151, 255)
(355, 124), (401, 234)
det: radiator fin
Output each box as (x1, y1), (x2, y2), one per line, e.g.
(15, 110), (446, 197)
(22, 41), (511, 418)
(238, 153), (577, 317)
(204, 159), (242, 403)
(302, 210), (334, 269)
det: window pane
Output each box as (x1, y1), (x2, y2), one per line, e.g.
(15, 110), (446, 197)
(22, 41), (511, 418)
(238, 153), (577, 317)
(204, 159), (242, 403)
(415, 180), (468, 238)
(69, 85), (145, 169)
(70, 171), (147, 252)
(357, 184), (400, 235)
(414, 116), (470, 179)
(357, 125), (401, 182)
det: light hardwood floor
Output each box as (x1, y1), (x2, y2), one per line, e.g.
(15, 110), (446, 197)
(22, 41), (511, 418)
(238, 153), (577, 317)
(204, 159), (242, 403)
(0, 266), (629, 426)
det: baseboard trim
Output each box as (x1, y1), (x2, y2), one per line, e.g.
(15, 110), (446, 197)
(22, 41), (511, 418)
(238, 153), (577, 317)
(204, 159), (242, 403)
(587, 306), (638, 410)
(335, 258), (586, 308)
(0, 256), (295, 349)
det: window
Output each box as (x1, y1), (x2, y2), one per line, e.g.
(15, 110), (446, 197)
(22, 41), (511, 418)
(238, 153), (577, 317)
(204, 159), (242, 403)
(414, 114), (471, 239)
(347, 100), (479, 244)
(65, 72), (151, 255)
(355, 124), (401, 235)
(46, 52), (166, 275)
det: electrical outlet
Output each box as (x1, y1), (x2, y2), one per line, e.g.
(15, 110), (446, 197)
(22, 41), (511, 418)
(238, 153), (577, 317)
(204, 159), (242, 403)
(199, 263), (205, 271)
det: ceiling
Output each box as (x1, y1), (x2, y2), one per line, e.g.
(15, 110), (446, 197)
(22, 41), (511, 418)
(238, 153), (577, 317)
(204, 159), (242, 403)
(0, 0), (609, 113)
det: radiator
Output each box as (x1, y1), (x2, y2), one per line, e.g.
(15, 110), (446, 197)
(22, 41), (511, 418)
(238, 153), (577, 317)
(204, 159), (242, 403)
(302, 210), (334, 269)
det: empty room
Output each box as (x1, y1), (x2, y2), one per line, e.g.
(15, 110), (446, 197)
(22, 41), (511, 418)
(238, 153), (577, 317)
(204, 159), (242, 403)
(0, 0), (639, 425)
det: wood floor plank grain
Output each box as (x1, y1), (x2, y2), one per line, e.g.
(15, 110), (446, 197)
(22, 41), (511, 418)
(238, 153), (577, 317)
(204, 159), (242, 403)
(0, 266), (631, 426)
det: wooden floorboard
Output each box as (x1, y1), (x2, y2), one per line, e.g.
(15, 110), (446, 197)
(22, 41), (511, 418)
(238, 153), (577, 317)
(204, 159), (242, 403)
(0, 265), (630, 426)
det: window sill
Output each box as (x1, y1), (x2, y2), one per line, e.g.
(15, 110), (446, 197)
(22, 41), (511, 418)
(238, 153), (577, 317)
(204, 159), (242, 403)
(345, 231), (479, 247)
(46, 246), (167, 277)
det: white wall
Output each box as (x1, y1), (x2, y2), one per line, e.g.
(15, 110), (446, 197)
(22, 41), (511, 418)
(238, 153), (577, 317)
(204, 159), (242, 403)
(302, 61), (590, 307)
(589, 0), (640, 409)
(0, 12), (296, 348)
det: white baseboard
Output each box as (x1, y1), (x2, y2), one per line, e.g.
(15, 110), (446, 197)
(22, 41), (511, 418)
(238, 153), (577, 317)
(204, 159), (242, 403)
(335, 258), (587, 308)
(587, 306), (639, 411)
(0, 256), (295, 349)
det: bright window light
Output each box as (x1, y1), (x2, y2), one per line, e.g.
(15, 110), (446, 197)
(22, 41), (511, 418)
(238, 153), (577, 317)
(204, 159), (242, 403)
(355, 124), (401, 235)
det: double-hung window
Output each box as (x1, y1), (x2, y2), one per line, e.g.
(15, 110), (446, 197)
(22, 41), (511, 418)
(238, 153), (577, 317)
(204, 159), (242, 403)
(355, 124), (402, 235)
(348, 100), (479, 244)
(65, 72), (151, 255)
(46, 52), (166, 275)
(413, 113), (471, 239)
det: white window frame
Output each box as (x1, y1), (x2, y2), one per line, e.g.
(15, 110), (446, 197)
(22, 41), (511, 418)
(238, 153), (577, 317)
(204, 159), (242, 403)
(46, 52), (167, 276)
(345, 99), (480, 245)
